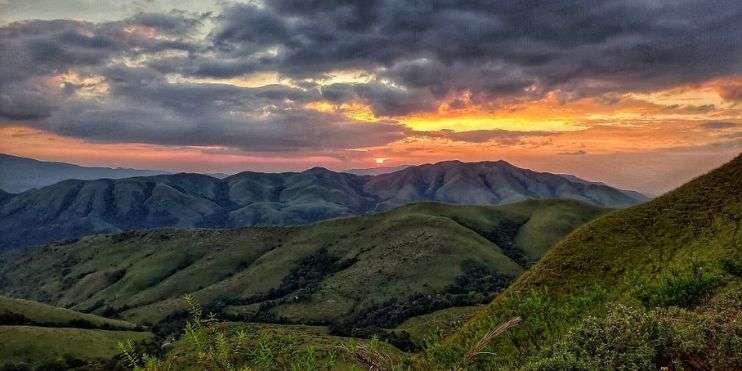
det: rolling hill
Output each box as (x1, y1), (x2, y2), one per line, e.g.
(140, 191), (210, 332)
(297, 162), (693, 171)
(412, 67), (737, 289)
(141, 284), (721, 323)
(0, 200), (605, 336)
(0, 160), (644, 250)
(425, 154), (742, 369)
(0, 295), (153, 367)
(0, 153), (167, 193)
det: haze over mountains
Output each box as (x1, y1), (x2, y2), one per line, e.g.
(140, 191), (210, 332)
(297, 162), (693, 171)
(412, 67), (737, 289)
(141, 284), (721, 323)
(0, 159), (645, 250)
(0, 154), (167, 193)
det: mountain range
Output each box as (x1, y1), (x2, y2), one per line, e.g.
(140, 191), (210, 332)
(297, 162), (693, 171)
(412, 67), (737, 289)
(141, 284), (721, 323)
(0, 153), (167, 193)
(0, 159), (646, 250)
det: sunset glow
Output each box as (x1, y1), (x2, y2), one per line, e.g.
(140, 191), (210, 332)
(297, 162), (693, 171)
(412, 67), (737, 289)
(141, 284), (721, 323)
(0, 1), (739, 194)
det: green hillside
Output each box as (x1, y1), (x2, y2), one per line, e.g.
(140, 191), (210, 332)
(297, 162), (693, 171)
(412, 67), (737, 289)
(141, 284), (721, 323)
(0, 295), (138, 330)
(0, 200), (604, 338)
(425, 154), (742, 369)
(0, 295), (153, 367)
(0, 326), (152, 366)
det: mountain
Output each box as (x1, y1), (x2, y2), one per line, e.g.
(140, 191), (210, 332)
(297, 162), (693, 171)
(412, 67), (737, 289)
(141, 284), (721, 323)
(0, 295), (152, 367)
(557, 173), (650, 199)
(0, 160), (645, 250)
(344, 164), (413, 176)
(0, 189), (11, 204)
(426, 154), (741, 369)
(0, 153), (167, 193)
(0, 200), (606, 334)
(365, 160), (646, 210)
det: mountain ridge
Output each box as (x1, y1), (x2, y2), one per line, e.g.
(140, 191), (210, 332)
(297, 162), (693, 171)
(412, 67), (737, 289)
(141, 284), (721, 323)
(0, 159), (646, 250)
(0, 153), (168, 193)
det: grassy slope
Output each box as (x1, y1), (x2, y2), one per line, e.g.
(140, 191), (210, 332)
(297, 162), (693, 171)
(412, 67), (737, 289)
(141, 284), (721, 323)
(0, 295), (153, 365)
(156, 321), (405, 370)
(0, 200), (605, 327)
(0, 295), (138, 329)
(395, 305), (483, 345)
(0, 326), (151, 363)
(431, 154), (742, 369)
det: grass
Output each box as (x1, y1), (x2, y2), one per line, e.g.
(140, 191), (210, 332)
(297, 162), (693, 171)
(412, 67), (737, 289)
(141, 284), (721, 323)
(121, 294), (405, 370)
(0, 295), (153, 367)
(0, 326), (152, 364)
(394, 305), (483, 346)
(0, 295), (138, 330)
(0, 199), (605, 330)
(421, 154), (742, 369)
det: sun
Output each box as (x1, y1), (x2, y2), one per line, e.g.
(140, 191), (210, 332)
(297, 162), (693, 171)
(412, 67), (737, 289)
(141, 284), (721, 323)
(375, 157), (386, 165)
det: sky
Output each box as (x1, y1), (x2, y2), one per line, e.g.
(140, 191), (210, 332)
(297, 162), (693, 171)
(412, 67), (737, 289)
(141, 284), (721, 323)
(0, 0), (740, 195)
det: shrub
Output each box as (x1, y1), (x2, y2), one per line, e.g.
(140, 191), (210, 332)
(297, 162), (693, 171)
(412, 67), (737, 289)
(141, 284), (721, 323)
(120, 294), (352, 370)
(526, 299), (742, 371)
(635, 261), (722, 308)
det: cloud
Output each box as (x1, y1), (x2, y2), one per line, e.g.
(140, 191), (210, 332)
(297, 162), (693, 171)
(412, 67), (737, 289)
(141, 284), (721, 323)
(699, 121), (740, 129)
(664, 104), (716, 114)
(557, 150), (587, 156)
(414, 129), (556, 144)
(717, 82), (742, 102)
(1, 1), (740, 154)
(204, 1), (742, 98)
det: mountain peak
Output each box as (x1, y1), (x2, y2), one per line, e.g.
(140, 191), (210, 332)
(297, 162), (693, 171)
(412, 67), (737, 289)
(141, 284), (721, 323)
(303, 166), (333, 174)
(430, 159), (514, 168)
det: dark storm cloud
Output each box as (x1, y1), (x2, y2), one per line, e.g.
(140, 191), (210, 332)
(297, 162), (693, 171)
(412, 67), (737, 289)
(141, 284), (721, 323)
(12, 64), (408, 151)
(43, 100), (409, 151)
(206, 0), (741, 96)
(128, 11), (205, 35)
(1, 0), (741, 152)
(320, 82), (438, 116)
(0, 16), (200, 119)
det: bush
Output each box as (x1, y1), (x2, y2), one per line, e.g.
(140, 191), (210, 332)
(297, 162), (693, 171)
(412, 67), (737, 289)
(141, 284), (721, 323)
(447, 259), (512, 295)
(526, 299), (742, 371)
(121, 295), (350, 370)
(635, 261), (722, 308)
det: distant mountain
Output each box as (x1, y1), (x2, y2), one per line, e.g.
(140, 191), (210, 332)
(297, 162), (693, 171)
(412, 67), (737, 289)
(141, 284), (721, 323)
(364, 160), (647, 210)
(0, 200), (606, 333)
(0, 189), (11, 205)
(344, 164), (412, 176)
(558, 173), (649, 200)
(0, 153), (167, 193)
(0, 160), (646, 250)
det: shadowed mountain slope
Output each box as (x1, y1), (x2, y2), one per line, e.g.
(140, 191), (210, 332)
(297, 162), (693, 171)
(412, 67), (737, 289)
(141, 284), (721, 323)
(0, 160), (644, 250)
